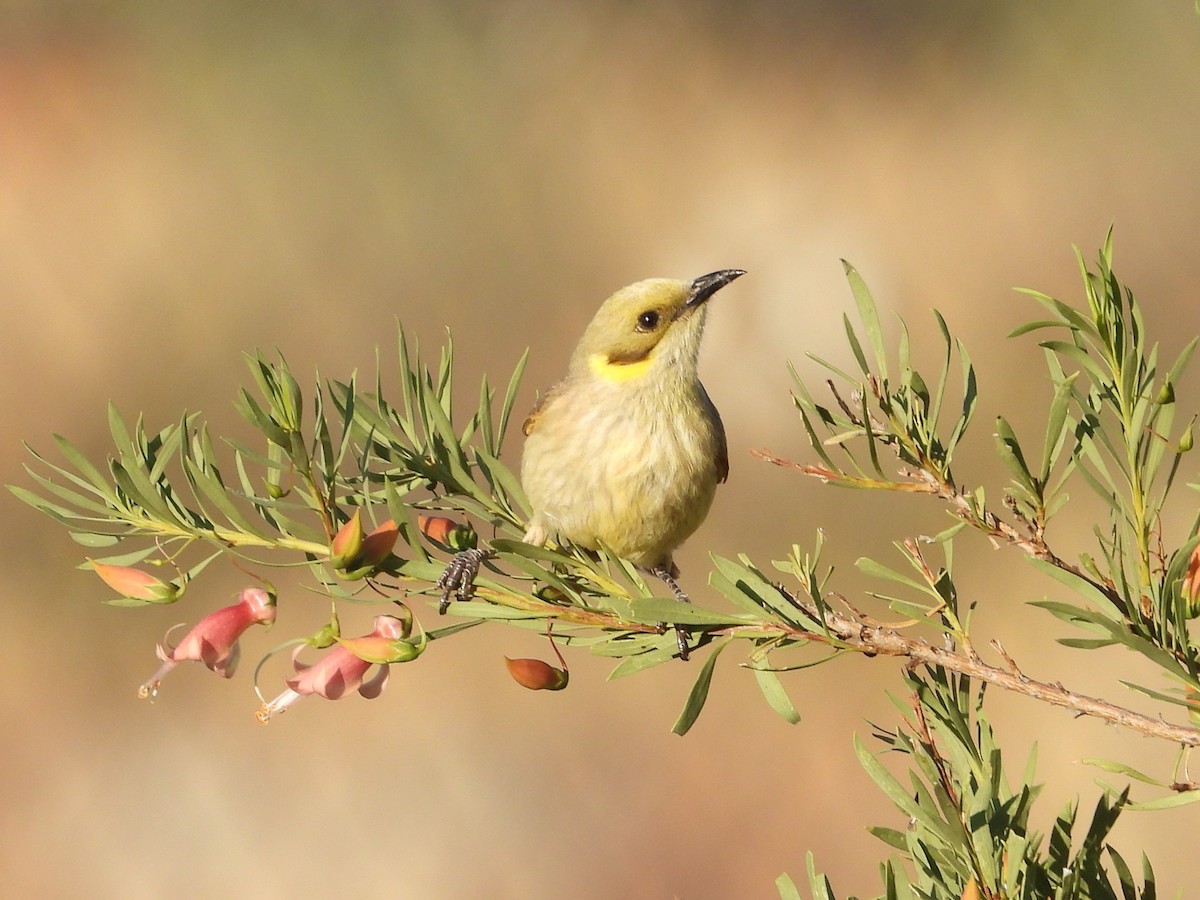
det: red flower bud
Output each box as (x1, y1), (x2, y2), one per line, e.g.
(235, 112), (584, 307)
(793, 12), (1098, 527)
(505, 657), (569, 691)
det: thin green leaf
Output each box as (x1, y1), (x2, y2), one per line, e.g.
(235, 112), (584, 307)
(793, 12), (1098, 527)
(496, 348), (529, 453)
(1040, 339), (1111, 385)
(1007, 318), (1079, 338)
(1041, 371), (1080, 482)
(618, 597), (749, 627)
(671, 637), (731, 735)
(49, 435), (119, 499)
(775, 872), (803, 900)
(608, 638), (683, 678)
(1015, 287), (1099, 336)
(69, 532), (122, 548)
(843, 261), (888, 380)
(995, 415), (1039, 497)
(1081, 757), (1167, 787)
(1123, 790), (1200, 811)
(1027, 557), (1125, 620)
(752, 667), (801, 724)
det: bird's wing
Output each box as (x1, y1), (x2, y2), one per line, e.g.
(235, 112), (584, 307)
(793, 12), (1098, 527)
(716, 425), (729, 484)
(522, 381), (565, 436)
(714, 415), (730, 484)
(700, 384), (730, 484)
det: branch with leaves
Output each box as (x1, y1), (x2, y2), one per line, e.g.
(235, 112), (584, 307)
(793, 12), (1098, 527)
(12, 235), (1199, 897)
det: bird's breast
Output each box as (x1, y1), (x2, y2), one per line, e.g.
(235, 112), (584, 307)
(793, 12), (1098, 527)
(520, 375), (724, 567)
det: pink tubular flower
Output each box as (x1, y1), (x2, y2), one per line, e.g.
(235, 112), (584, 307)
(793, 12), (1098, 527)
(138, 587), (277, 700)
(257, 614), (419, 723)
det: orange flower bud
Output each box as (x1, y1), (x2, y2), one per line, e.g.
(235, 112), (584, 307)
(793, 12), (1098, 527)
(1184, 544), (1200, 618)
(418, 514), (476, 551)
(505, 657), (569, 691)
(89, 560), (179, 604)
(330, 510), (365, 568)
(418, 514), (458, 544)
(333, 514), (400, 579)
(358, 519), (399, 568)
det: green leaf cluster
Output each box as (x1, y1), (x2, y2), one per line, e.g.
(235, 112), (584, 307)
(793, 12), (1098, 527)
(793, 670), (1157, 900)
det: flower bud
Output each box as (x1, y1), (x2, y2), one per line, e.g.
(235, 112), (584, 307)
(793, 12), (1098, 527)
(265, 480), (290, 500)
(418, 514), (458, 544)
(535, 585), (568, 605)
(90, 560), (179, 604)
(357, 519), (399, 568)
(505, 657), (569, 691)
(334, 514), (401, 579)
(417, 514), (476, 551)
(340, 633), (424, 665)
(330, 511), (365, 569)
(1183, 544), (1200, 619)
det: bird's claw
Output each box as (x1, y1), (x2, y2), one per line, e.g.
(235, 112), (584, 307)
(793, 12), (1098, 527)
(436, 548), (494, 613)
(673, 624), (691, 662)
(650, 564), (692, 662)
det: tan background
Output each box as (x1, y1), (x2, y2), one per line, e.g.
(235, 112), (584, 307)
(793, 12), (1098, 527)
(3, 3), (1200, 896)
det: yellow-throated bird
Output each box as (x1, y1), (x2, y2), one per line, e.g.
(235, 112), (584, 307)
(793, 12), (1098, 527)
(438, 269), (745, 659)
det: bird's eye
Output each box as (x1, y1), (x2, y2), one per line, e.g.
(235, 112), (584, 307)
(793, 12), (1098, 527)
(636, 310), (660, 332)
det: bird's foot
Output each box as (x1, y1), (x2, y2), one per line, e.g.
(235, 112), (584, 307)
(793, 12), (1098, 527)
(436, 548), (496, 613)
(652, 565), (692, 662)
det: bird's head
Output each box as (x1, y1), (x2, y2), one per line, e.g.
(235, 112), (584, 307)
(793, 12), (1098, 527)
(570, 269), (745, 383)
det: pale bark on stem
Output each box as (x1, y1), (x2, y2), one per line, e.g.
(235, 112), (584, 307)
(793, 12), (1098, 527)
(766, 585), (1200, 748)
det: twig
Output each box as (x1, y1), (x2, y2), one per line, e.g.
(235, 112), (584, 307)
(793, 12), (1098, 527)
(751, 449), (936, 493)
(753, 446), (1132, 618)
(768, 584), (1200, 748)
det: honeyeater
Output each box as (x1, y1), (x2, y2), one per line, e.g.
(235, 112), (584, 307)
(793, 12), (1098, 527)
(438, 269), (745, 659)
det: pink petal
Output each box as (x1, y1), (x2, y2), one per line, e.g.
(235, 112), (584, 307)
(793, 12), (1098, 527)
(289, 644), (311, 674)
(286, 645), (372, 699)
(357, 664), (390, 699)
(317, 667), (351, 700)
(211, 641), (240, 678)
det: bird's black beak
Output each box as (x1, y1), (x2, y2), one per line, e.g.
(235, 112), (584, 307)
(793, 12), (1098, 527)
(685, 269), (746, 310)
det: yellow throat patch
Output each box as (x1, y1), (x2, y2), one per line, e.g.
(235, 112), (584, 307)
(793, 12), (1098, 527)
(588, 351), (654, 384)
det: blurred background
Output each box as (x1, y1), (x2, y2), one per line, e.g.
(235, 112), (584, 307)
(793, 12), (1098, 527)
(3, 1), (1200, 896)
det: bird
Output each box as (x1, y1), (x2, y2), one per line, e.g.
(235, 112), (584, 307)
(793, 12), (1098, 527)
(437, 269), (745, 660)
